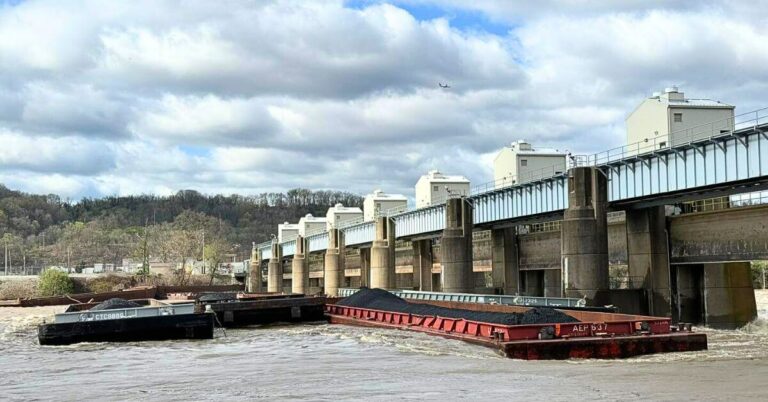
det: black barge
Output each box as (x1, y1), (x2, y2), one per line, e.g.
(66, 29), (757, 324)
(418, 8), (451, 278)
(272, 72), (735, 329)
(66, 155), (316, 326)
(38, 300), (214, 345)
(199, 292), (327, 327)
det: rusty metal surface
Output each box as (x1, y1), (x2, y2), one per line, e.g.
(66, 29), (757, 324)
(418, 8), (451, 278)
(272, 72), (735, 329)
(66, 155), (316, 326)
(326, 304), (672, 342)
(501, 333), (708, 360)
(235, 292), (305, 300)
(327, 311), (705, 360)
(208, 296), (326, 312)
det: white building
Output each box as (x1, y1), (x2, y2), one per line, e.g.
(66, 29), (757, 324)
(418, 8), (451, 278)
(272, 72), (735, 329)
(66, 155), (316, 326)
(626, 87), (734, 151)
(493, 140), (567, 188)
(277, 222), (299, 242)
(363, 189), (408, 221)
(326, 203), (363, 229)
(415, 170), (470, 208)
(298, 214), (327, 237)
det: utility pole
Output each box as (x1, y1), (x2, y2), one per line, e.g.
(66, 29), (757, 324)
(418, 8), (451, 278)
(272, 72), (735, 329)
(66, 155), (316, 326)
(202, 230), (206, 275)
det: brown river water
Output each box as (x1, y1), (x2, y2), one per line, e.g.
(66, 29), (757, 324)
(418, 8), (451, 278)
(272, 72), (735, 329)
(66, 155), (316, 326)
(1, 291), (767, 401)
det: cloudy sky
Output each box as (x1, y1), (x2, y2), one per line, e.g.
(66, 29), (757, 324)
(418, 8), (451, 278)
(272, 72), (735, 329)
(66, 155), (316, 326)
(1, 0), (767, 201)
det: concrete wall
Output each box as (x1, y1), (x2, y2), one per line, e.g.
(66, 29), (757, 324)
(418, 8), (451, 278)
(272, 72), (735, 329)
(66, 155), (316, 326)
(670, 205), (768, 263)
(518, 230), (560, 270)
(415, 178), (470, 208)
(626, 98), (669, 147)
(668, 106), (734, 145)
(326, 211), (362, 230)
(608, 220), (628, 265)
(363, 198), (407, 221)
(493, 148), (566, 187)
(702, 262), (757, 329)
(626, 96), (733, 148)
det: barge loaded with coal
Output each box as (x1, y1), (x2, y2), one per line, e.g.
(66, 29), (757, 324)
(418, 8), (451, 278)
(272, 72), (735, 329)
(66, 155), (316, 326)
(326, 288), (708, 360)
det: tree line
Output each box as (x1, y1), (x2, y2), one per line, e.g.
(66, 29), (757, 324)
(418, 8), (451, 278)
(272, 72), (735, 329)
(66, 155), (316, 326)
(0, 184), (363, 274)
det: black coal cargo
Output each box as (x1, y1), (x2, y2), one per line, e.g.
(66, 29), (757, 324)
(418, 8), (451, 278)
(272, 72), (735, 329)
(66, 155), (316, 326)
(337, 288), (579, 325)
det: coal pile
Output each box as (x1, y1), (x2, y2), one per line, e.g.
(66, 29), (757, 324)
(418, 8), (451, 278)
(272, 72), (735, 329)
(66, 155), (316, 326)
(90, 298), (142, 311)
(337, 288), (578, 325)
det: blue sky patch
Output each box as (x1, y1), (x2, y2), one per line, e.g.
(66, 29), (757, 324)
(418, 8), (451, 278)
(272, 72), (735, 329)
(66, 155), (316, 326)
(344, 1), (512, 36)
(179, 145), (211, 157)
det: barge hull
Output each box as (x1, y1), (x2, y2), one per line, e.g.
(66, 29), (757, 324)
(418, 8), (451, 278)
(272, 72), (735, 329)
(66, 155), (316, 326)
(38, 313), (214, 345)
(209, 296), (327, 327)
(501, 333), (708, 359)
(327, 313), (707, 359)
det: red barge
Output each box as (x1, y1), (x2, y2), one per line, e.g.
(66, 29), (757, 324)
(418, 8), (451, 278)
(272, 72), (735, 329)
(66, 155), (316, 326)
(325, 298), (707, 360)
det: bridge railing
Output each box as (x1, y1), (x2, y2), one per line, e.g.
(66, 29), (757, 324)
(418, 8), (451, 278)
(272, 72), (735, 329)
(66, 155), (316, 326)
(467, 163), (573, 196)
(342, 220), (376, 246)
(373, 158), (577, 221)
(584, 107), (768, 166)
(677, 192), (768, 215)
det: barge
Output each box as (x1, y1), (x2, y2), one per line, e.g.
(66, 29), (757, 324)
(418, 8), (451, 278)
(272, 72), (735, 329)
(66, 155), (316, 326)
(199, 293), (327, 327)
(326, 289), (707, 360)
(38, 299), (214, 345)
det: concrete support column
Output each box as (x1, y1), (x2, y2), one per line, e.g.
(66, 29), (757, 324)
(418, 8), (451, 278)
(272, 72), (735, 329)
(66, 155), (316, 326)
(626, 206), (671, 316)
(544, 269), (563, 297)
(441, 197), (474, 293)
(561, 167), (609, 304)
(248, 244), (262, 293)
(491, 227), (519, 295)
(359, 248), (370, 288)
(703, 262), (757, 329)
(267, 242), (283, 293)
(370, 217), (396, 289)
(291, 236), (308, 294)
(324, 229), (344, 296)
(412, 239), (433, 291)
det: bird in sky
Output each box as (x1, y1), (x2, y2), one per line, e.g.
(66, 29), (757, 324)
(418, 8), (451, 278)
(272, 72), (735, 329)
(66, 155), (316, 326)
(438, 82), (450, 88)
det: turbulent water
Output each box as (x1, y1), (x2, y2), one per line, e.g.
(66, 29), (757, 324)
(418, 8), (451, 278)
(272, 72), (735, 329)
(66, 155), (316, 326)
(1, 293), (767, 401)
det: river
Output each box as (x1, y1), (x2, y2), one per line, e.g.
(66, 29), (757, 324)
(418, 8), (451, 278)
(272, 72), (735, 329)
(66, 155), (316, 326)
(1, 291), (767, 401)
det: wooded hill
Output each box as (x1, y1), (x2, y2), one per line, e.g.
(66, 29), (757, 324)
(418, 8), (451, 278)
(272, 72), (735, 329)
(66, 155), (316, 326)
(0, 185), (363, 272)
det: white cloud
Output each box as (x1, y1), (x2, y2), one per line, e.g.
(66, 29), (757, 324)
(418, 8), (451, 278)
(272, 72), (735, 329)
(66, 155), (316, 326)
(0, 130), (115, 174)
(1, 0), (767, 201)
(131, 94), (280, 146)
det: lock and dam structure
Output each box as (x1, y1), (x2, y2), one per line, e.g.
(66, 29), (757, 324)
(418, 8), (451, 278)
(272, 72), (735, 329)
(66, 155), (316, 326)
(249, 110), (768, 329)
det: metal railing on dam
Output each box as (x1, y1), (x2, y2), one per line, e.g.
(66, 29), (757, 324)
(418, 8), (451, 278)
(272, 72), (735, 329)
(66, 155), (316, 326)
(259, 108), (768, 258)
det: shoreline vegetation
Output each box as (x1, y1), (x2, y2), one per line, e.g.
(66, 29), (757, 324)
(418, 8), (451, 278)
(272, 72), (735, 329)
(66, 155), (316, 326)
(1, 184), (362, 277)
(0, 272), (231, 301)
